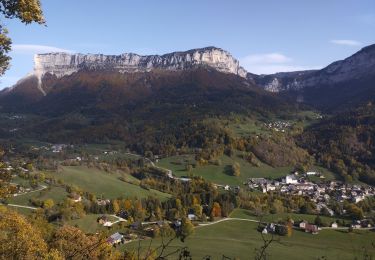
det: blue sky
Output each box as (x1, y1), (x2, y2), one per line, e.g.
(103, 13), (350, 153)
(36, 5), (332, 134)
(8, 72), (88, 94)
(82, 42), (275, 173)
(1, 0), (374, 89)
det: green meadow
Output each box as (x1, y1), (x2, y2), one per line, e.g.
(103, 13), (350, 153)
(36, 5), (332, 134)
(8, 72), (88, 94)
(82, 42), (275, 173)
(125, 219), (375, 260)
(54, 166), (171, 200)
(8, 186), (69, 206)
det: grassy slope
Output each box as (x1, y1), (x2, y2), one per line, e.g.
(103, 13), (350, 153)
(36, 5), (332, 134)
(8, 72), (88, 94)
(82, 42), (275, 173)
(157, 151), (337, 185)
(67, 214), (123, 234)
(125, 220), (375, 260)
(157, 153), (292, 185)
(55, 166), (170, 200)
(8, 186), (68, 206)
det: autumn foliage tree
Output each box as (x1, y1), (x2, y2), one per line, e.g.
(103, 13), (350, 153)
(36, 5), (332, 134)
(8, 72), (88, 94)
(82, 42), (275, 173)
(0, 207), (48, 259)
(0, 148), (15, 199)
(231, 162), (241, 177)
(211, 202), (222, 217)
(0, 0), (45, 75)
(49, 225), (116, 259)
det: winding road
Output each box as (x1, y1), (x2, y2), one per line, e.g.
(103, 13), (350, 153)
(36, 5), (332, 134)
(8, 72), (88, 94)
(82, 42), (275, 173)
(1, 184), (48, 210)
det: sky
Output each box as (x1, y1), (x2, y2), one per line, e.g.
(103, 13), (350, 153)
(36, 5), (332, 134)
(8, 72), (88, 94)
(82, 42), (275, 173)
(1, 0), (375, 89)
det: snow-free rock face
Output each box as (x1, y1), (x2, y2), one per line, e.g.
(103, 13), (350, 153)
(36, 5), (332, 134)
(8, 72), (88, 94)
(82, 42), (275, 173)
(33, 46), (247, 83)
(252, 44), (375, 92)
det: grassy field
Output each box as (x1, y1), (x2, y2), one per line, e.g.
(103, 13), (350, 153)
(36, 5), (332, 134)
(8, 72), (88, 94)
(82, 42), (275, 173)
(54, 166), (171, 200)
(11, 176), (33, 188)
(67, 214), (124, 234)
(125, 219), (375, 259)
(8, 186), (69, 206)
(157, 153), (293, 185)
(227, 119), (268, 137)
(157, 151), (337, 185)
(230, 209), (350, 226)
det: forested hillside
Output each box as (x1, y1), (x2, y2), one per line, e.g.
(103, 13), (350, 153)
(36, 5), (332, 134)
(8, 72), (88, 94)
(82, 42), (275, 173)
(299, 104), (375, 184)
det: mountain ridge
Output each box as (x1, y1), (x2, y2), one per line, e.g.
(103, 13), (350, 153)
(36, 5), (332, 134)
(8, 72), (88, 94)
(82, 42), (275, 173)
(250, 44), (375, 110)
(1, 44), (374, 112)
(251, 43), (375, 92)
(28, 46), (247, 95)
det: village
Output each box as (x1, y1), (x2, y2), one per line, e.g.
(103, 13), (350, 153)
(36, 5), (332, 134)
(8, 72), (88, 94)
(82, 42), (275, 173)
(247, 172), (375, 207)
(264, 120), (292, 133)
(247, 171), (375, 232)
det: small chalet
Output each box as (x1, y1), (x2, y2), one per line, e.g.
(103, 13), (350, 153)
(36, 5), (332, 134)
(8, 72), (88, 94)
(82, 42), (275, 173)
(305, 224), (319, 234)
(71, 194), (82, 202)
(299, 220), (308, 229)
(188, 214), (197, 221)
(107, 232), (123, 245)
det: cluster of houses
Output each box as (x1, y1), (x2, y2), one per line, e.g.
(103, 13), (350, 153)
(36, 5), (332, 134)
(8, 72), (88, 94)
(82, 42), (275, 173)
(2, 114), (24, 120)
(264, 121), (291, 132)
(247, 172), (375, 209)
(261, 220), (319, 235)
(29, 143), (71, 153)
(96, 199), (111, 206)
(51, 144), (69, 153)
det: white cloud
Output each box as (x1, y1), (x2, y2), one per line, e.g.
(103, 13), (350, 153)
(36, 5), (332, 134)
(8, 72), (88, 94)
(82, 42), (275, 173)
(11, 44), (73, 54)
(330, 40), (362, 46)
(240, 52), (320, 75)
(241, 53), (292, 65)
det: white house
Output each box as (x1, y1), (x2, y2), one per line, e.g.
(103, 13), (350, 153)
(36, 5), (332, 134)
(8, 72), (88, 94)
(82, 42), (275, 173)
(299, 220), (308, 229)
(103, 221), (113, 227)
(306, 171), (317, 176)
(331, 222), (338, 228)
(266, 184), (276, 191)
(285, 175), (298, 184)
(353, 195), (365, 203)
(72, 195), (82, 202)
(188, 214), (197, 221)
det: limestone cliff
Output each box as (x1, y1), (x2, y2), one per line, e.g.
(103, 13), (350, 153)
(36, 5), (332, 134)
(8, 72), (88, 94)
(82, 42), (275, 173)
(34, 46), (246, 81)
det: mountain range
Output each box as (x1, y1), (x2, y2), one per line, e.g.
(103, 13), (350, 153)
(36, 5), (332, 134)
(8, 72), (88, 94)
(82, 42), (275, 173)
(1, 44), (374, 113)
(251, 44), (375, 110)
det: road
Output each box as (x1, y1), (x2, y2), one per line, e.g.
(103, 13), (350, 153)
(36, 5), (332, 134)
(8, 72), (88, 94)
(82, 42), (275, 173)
(196, 217), (374, 231)
(1, 184), (48, 210)
(12, 184), (47, 197)
(197, 217), (259, 228)
(2, 203), (37, 210)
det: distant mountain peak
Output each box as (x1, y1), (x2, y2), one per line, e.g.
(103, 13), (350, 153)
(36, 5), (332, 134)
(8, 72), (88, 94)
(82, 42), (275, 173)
(250, 43), (375, 110)
(357, 43), (375, 54)
(252, 43), (375, 93)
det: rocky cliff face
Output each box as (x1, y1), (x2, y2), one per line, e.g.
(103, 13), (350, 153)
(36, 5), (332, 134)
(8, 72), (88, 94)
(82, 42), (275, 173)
(34, 46), (247, 81)
(252, 44), (375, 92)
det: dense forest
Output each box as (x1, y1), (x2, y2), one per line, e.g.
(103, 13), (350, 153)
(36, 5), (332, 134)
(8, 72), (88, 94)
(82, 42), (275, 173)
(299, 104), (375, 185)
